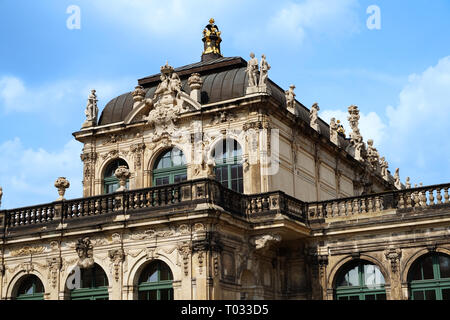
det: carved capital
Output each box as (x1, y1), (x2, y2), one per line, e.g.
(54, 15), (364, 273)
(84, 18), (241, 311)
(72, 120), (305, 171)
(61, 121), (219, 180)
(384, 248), (402, 273)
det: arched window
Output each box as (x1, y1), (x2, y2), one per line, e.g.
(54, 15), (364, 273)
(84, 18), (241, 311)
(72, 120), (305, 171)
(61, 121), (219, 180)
(335, 260), (386, 300)
(408, 253), (450, 300)
(138, 260), (174, 300)
(15, 275), (44, 300)
(70, 264), (109, 300)
(213, 139), (243, 193)
(153, 148), (187, 186)
(104, 159), (129, 194)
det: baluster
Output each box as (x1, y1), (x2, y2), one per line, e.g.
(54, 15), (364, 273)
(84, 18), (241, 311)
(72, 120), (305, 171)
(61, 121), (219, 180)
(406, 192), (412, 208)
(428, 189), (435, 206)
(367, 198), (373, 213)
(398, 193), (405, 209)
(412, 191), (419, 208)
(326, 203), (333, 217)
(375, 197), (381, 212)
(353, 199), (359, 214)
(444, 188), (450, 204)
(419, 190), (427, 207)
(436, 189), (443, 205)
(331, 201), (338, 217)
(360, 198), (367, 214)
(339, 202), (346, 216)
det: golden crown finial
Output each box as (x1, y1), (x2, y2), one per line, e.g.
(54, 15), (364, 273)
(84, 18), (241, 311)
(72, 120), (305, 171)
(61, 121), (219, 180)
(209, 18), (215, 24)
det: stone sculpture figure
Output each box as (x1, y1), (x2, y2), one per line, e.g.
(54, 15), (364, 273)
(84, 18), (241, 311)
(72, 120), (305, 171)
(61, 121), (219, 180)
(246, 52), (259, 88)
(76, 237), (94, 269)
(145, 62), (189, 141)
(330, 118), (339, 146)
(367, 139), (380, 170)
(285, 85), (296, 114)
(259, 54), (270, 87)
(310, 103), (320, 131)
(394, 168), (402, 190)
(380, 157), (389, 180)
(82, 89), (99, 128)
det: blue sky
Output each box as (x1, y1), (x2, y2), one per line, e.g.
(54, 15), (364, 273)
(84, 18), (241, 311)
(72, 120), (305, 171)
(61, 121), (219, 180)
(1, 0), (450, 208)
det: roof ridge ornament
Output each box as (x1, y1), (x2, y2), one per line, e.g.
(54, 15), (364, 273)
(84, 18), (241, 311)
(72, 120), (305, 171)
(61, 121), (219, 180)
(201, 18), (223, 61)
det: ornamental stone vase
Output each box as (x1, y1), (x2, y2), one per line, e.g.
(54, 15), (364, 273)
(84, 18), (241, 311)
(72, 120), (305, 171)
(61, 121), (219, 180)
(115, 166), (130, 192)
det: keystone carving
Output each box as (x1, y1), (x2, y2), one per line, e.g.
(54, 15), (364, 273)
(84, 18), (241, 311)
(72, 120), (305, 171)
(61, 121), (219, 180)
(76, 237), (94, 269)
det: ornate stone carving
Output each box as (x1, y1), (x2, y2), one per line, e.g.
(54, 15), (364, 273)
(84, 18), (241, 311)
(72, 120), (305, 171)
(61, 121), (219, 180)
(109, 249), (125, 282)
(310, 103), (320, 132)
(10, 246), (46, 257)
(285, 85), (296, 114)
(178, 224), (190, 235)
(111, 233), (121, 244)
(103, 134), (122, 145)
(188, 73), (203, 102)
(197, 251), (204, 275)
(330, 118), (339, 146)
(47, 257), (62, 288)
(114, 166), (130, 192)
(130, 228), (175, 240)
(246, 52), (259, 89)
(251, 234), (281, 250)
(384, 248), (402, 273)
(82, 89), (98, 128)
(145, 62), (190, 141)
(130, 143), (146, 170)
(54, 177), (70, 201)
(177, 242), (191, 276)
(394, 168), (402, 190)
(380, 157), (389, 180)
(367, 139), (380, 171)
(212, 251), (220, 276)
(80, 152), (97, 180)
(212, 111), (235, 124)
(347, 105), (365, 161)
(193, 223), (205, 233)
(76, 237), (94, 269)
(259, 54), (270, 88)
(132, 85), (146, 103)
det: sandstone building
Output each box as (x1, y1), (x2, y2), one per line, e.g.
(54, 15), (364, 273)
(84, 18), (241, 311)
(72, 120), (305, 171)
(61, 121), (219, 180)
(0, 20), (449, 301)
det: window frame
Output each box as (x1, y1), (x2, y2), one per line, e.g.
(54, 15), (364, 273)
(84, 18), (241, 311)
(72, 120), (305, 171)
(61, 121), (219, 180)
(409, 253), (450, 300)
(138, 260), (174, 300)
(152, 148), (187, 187)
(335, 261), (386, 301)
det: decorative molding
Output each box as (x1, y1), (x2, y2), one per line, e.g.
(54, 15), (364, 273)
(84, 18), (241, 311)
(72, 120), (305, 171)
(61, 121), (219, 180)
(9, 246), (46, 257)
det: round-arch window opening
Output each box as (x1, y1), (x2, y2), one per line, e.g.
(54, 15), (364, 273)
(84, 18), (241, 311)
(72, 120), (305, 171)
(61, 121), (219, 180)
(408, 253), (450, 300)
(335, 260), (386, 300)
(212, 138), (243, 193)
(138, 260), (174, 300)
(153, 147), (187, 186)
(69, 264), (109, 300)
(15, 275), (45, 300)
(104, 158), (129, 194)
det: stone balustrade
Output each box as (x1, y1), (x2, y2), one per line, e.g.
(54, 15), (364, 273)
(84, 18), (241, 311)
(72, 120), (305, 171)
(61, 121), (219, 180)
(0, 181), (448, 233)
(307, 183), (450, 220)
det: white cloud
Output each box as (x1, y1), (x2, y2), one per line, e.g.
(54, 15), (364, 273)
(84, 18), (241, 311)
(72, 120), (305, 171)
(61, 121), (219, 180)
(0, 138), (83, 209)
(86, 0), (239, 38)
(0, 75), (134, 120)
(320, 56), (450, 186)
(268, 0), (360, 44)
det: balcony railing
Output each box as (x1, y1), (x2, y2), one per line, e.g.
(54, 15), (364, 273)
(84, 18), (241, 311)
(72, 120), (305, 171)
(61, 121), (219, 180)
(0, 179), (307, 232)
(307, 183), (450, 220)
(0, 180), (448, 233)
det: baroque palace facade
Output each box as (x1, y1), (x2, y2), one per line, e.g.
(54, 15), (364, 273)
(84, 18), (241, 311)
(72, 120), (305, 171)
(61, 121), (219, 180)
(0, 20), (449, 301)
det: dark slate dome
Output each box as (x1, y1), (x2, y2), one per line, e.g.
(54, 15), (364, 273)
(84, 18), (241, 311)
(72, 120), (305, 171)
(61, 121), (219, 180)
(98, 57), (290, 126)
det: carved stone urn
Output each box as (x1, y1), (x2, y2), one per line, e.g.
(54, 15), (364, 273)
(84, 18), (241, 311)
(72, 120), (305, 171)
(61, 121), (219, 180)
(114, 166), (130, 192)
(54, 177), (70, 201)
(132, 85), (146, 103)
